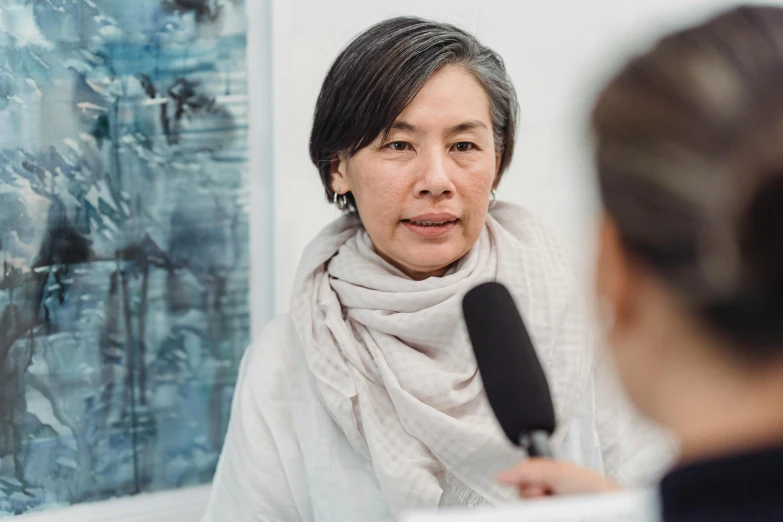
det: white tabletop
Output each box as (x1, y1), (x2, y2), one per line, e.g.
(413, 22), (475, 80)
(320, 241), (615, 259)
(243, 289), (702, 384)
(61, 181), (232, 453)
(403, 488), (660, 522)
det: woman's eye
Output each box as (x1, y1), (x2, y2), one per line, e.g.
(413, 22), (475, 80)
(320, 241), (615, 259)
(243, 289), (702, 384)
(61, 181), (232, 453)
(387, 141), (411, 151)
(454, 142), (475, 152)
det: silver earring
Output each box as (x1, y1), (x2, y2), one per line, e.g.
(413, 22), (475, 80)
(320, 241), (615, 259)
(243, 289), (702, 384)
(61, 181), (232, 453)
(489, 189), (497, 208)
(333, 191), (349, 211)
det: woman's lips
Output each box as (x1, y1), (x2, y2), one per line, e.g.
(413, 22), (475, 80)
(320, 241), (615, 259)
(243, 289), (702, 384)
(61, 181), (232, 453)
(401, 213), (459, 238)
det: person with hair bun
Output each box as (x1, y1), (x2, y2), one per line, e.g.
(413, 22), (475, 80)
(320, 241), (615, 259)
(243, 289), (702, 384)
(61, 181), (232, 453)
(499, 6), (783, 521)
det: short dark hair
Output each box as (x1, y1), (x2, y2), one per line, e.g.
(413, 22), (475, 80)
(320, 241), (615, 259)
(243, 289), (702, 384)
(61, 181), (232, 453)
(592, 5), (783, 354)
(309, 16), (519, 211)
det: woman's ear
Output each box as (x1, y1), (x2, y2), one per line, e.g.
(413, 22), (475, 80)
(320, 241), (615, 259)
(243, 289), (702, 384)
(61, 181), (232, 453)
(330, 154), (350, 194)
(596, 212), (633, 330)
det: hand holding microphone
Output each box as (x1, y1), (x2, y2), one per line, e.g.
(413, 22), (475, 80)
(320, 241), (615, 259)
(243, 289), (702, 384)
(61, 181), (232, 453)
(497, 459), (621, 499)
(462, 282), (620, 498)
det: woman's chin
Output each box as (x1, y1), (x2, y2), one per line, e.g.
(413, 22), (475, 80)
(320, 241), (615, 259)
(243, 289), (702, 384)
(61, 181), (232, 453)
(396, 250), (464, 279)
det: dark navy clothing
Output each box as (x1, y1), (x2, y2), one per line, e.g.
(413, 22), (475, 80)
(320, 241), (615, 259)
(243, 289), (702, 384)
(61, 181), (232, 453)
(660, 444), (783, 521)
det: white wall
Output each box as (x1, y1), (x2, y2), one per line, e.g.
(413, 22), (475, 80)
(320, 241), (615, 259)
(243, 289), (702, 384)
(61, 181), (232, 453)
(270, 0), (765, 314)
(248, 0), (275, 340)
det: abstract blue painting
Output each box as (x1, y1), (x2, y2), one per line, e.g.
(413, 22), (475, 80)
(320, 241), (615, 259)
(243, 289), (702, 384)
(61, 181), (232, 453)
(0, 0), (251, 516)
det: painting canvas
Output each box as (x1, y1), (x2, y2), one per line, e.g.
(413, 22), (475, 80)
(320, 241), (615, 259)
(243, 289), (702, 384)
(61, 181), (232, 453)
(0, 0), (251, 516)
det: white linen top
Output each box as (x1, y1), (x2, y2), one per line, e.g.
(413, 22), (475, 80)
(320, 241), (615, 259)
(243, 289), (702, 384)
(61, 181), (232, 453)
(202, 315), (674, 522)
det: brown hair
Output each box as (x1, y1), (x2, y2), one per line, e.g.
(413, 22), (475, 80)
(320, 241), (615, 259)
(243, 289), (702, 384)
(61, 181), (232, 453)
(592, 5), (783, 353)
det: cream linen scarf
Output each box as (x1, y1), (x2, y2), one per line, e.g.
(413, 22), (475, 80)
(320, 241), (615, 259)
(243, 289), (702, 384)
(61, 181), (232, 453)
(290, 202), (596, 515)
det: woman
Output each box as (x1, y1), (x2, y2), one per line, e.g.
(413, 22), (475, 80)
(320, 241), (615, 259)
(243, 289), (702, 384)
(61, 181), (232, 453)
(203, 17), (670, 521)
(498, 5), (783, 521)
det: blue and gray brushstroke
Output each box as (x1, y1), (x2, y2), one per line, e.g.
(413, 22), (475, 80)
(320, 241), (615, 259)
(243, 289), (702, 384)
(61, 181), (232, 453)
(0, 0), (252, 516)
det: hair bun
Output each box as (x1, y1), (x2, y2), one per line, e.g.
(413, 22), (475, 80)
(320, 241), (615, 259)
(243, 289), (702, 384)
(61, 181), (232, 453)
(701, 174), (783, 349)
(742, 174), (783, 291)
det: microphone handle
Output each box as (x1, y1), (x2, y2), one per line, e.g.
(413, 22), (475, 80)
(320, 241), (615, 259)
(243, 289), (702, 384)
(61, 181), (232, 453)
(519, 430), (554, 459)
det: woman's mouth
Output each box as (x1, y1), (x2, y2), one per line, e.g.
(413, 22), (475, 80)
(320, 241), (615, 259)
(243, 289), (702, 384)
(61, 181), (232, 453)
(406, 219), (453, 226)
(402, 213), (459, 238)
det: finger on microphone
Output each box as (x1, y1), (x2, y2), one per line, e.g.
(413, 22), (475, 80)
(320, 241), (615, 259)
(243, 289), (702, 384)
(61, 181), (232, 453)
(497, 458), (554, 487)
(519, 485), (550, 499)
(498, 458), (622, 496)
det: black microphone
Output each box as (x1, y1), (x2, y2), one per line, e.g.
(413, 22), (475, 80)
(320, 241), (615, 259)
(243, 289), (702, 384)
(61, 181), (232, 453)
(462, 281), (556, 458)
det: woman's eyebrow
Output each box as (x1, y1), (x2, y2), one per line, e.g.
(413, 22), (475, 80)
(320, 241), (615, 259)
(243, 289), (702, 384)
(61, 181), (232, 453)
(390, 120), (417, 132)
(447, 120), (488, 135)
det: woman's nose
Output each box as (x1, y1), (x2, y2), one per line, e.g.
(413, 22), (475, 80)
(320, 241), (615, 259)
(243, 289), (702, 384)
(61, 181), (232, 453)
(415, 149), (455, 198)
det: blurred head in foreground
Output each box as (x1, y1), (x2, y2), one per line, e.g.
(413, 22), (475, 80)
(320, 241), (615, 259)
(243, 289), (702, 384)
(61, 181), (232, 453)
(593, 5), (783, 458)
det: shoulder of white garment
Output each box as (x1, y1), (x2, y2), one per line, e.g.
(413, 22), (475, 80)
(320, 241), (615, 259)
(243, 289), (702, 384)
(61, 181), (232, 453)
(244, 314), (299, 375)
(238, 313), (306, 415)
(202, 313), (308, 522)
(234, 314), (395, 522)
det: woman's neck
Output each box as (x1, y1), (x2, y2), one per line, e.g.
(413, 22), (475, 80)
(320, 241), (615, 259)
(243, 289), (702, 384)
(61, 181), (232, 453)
(666, 350), (783, 465)
(677, 403), (783, 465)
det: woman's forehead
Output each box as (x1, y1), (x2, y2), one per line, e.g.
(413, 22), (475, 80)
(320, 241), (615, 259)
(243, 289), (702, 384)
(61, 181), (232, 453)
(391, 67), (493, 134)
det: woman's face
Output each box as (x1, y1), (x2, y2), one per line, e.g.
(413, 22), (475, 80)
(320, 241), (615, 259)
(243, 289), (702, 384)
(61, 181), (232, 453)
(330, 65), (501, 280)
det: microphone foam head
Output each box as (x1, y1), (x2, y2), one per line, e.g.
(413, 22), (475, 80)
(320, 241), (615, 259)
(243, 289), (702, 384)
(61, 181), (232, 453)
(462, 282), (556, 444)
